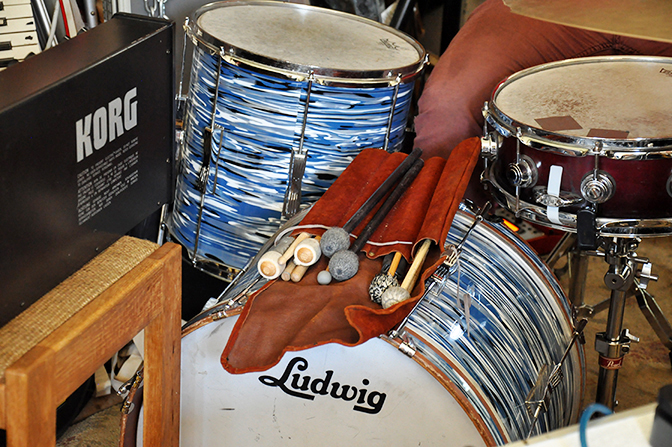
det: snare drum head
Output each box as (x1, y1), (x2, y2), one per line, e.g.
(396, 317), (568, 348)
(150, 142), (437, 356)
(489, 56), (672, 155)
(190, 0), (425, 81)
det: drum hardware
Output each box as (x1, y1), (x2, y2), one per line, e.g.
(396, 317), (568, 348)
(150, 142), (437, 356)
(188, 50), (225, 271)
(634, 278), (672, 365)
(532, 187), (582, 208)
(581, 154), (617, 205)
(479, 103), (502, 163)
(507, 154), (538, 189)
(547, 232), (668, 410)
(383, 73), (403, 152)
(389, 202), (491, 353)
(282, 71), (314, 218)
(525, 317), (588, 438)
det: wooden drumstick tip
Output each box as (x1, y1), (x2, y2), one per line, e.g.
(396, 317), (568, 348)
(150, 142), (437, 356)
(290, 264), (309, 283)
(388, 252), (403, 277)
(278, 232), (311, 265)
(281, 260), (297, 282)
(400, 239), (432, 292)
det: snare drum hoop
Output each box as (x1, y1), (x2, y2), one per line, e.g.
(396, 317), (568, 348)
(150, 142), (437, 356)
(483, 164), (672, 237)
(184, 0), (427, 87)
(485, 56), (672, 160)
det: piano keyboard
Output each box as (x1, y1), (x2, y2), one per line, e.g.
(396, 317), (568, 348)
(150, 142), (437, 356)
(1, 0), (41, 71)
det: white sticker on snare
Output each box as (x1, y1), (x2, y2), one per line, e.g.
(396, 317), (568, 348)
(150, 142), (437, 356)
(547, 165), (563, 225)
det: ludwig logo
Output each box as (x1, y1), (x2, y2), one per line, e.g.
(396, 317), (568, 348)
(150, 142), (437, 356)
(75, 87), (138, 162)
(258, 356), (387, 414)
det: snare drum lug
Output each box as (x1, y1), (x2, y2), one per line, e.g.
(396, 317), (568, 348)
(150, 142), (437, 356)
(175, 95), (187, 144)
(506, 154), (537, 188)
(506, 155), (539, 188)
(666, 174), (672, 197)
(580, 171), (616, 204)
(387, 72), (402, 87)
(480, 132), (501, 159)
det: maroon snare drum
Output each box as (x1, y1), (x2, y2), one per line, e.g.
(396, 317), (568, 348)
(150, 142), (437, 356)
(482, 56), (672, 237)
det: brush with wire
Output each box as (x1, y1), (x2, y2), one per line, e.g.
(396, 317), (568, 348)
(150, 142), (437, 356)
(369, 252), (406, 304)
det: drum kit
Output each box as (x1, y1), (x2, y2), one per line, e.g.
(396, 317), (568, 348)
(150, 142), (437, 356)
(121, 0), (672, 445)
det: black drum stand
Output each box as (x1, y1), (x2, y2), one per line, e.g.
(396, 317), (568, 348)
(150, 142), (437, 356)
(546, 232), (671, 410)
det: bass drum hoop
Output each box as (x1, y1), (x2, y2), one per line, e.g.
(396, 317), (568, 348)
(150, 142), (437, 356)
(122, 306), (500, 447)
(184, 0), (427, 87)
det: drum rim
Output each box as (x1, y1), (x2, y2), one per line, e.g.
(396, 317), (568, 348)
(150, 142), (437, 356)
(485, 55), (672, 159)
(484, 164), (672, 237)
(384, 330), (507, 446)
(184, 0), (427, 86)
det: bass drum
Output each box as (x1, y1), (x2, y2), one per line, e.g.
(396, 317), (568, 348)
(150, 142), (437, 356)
(124, 209), (584, 446)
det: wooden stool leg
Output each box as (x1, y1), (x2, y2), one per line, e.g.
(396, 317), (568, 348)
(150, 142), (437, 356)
(5, 346), (56, 447)
(143, 246), (181, 447)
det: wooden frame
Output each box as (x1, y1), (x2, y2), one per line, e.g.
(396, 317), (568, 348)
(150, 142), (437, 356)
(0, 241), (181, 447)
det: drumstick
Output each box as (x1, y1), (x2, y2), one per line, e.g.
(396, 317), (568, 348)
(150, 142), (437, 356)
(281, 260), (297, 282)
(328, 158), (424, 282)
(320, 147), (422, 258)
(381, 239), (433, 308)
(290, 264), (310, 283)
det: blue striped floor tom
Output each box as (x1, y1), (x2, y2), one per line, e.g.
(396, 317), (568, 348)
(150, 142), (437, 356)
(169, 0), (427, 280)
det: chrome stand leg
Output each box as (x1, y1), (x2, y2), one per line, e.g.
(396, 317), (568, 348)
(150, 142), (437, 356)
(635, 283), (672, 354)
(544, 231), (575, 270)
(595, 238), (640, 409)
